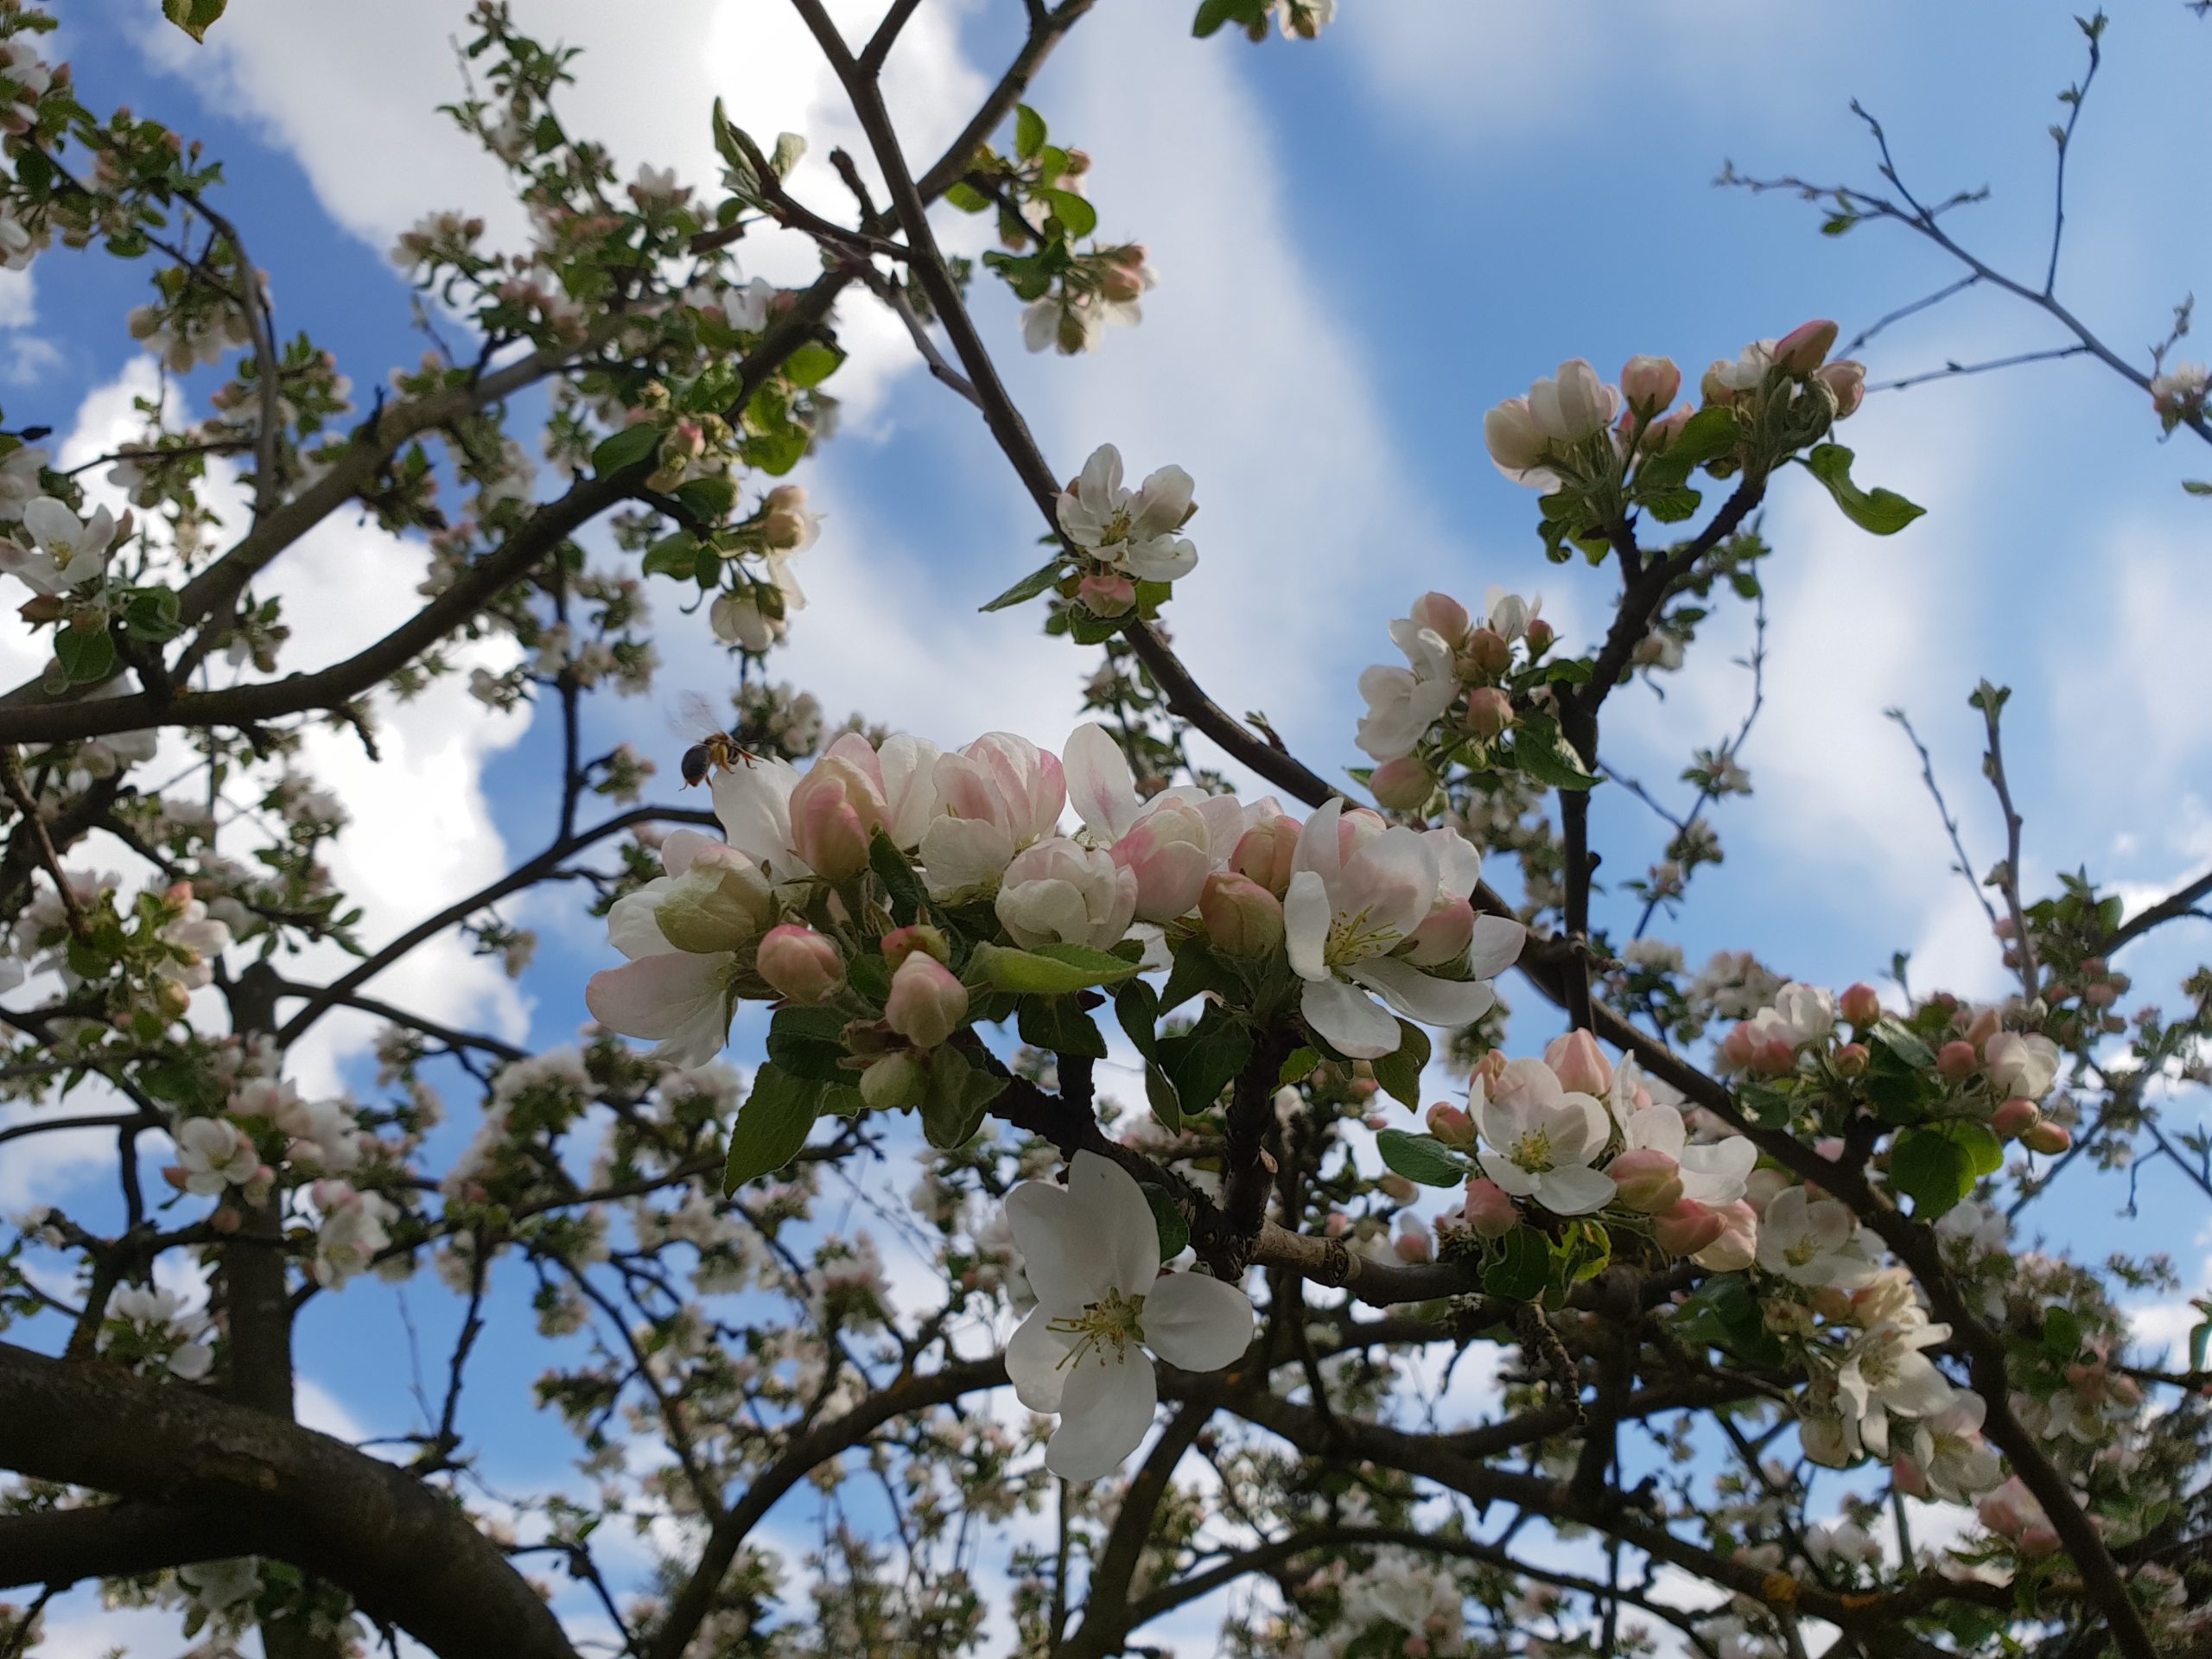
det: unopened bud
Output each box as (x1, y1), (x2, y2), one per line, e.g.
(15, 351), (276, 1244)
(1230, 816), (1300, 897)
(1606, 1147), (1684, 1214)
(1654, 1198), (1726, 1256)
(1936, 1039), (1979, 1083)
(884, 953), (968, 1049)
(1393, 1227), (1433, 1264)
(1523, 618), (1554, 654)
(1463, 686), (1514, 739)
(1816, 359), (1866, 418)
(763, 507), (809, 550)
(1198, 870), (1284, 958)
(1408, 592), (1470, 645)
(1461, 627), (1512, 677)
(757, 924), (844, 1006)
(1840, 982), (1882, 1027)
(1833, 1042), (1869, 1077)
(1773, 318), (1839, 375)
(2022, 1120), (2072, 1155)
(1463, 1177), (1518, 1238)
(1545, 1029), (1613, 1096)
(209, 1205), (243, 1235)
(881, 924), (950, 969)
(1752, 1038), (1796, 1078)
(1620, 353), (1681, 417)
(1427, 1103), (1474, 1146)
(1368, 756), (1435, 812)
(1992, 1097), (2040, 1141)
(1078, 571), (1135, 616)
(1377, 1173), (1416, 1203)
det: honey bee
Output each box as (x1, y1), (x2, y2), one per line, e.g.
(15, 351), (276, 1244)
(673, 692), (760, 787)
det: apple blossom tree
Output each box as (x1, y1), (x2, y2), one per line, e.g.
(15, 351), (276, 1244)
(0, 3), (2209, 1658)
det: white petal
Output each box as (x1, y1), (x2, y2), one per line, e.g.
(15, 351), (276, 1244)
(1065, 1150), (1159, 1294)
(1679, 1137), (1756, 1205)
(1006, 1307), (1077, 1413)
(1283, 870), (1331, 982)
(1351, 957), (1496, 1029)
(1300, 976), (1402, 1059)
(1426, 830), (1483, 901)
(1142, 1270), (1253, 1373)
(710, 759), (800, 872)
(1046, 1347), (1156, 1482)
(1626, 1104), (1686, 1158)
(1063, 722), (1141, 842)
(1478, 1148), (1541, 1198)
(584, 953), (733, 1066)
(1120, 535), (1197, 583)
(1006, 1179), (1114, 1312)
(1292, 798), (1345, 891)
(1464, 915), (1527, 979)
(1535, 1164), (1618, 1216)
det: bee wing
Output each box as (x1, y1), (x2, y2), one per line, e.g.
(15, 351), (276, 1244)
(670, 691), (725, 741)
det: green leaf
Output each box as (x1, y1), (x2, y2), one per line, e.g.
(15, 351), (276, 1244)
(846, 951), (892, 1006)
(674, 475), (736, 524)
(785, 341), (842, 389)
(766, 1007), (851, 1084)
(1014, 104), (1047, 161)
(920, 1046), (1005, 1149)
(1641, 485), (1703, 524)
(1279, 1046), (1321, 1085)
(54, 627), (115, 687)
(1736, 1081), (1794, 1128)
(1115, 978), (1160, 1058)
(640, 533), (699, 582)
(1144, 1061), (1183, 1133)
(1018, 995), (1108, 1059)
(1552, 1216), (1612, 1287)
(1890, 1124), (1975, 1218)
(1670, 1274), (1784, 1365)
(1872, 1018), (1937, 1071)
(1375, 1128), (1467, 1188)
(162, 0), (226, 41)
(2190, 1307), (2211, 1375)
(592, 422), (661, 476)
(121, 588), (183, 645)
(1510, 713), (1598, 791)
(1143, 1185), (1190, 1261)
(2183, 480), (2212, 497)
(868, 830), (925, 927)
(1669, 404), (1741, 466)
(971, 941), (1141, 995)
(2041, 1304), (2083, 1363)
(723, 1064), (819, 1191)
(1370, 1020), (1430, 1109)
(1481, 1228), (1549, 1300)
(1039, 188), (1096, 240)
(1157, 1020), (1253, 1120)
(944, 181), (992, 213)
(1951, 1119), (2004, 1179)
(1802, 444), (1927, 537)
(980, 556), (1066, 613)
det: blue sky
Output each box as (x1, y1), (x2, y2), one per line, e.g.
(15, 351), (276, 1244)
(6, 2), (2212, 1651)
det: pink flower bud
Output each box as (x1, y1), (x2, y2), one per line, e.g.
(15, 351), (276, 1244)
(881, 924), (950, 969)
(1964, 1005), (2002, 1047)
(1524, 619), (1554, 654)
(1463, 685), (1514, 739)
(162, 1165), (188, 1192)
(1408, 592), (1470, 645)
(209, 1205), (242, 1236)
(1653, 1198), (1727, 1256)
(1774, 319), (1839, 375)
(1427, 1103), (1474, 1146)
(1691, 1200), (1758, 1271)
(1992, 1097), (2040, 1141)
(1377, 1173), (1416, 1203)
(1463, 1177), (1519, 1238)
(2083, 981), (2117, 1009)
(1099, 262), (1145, 303)
(1078, 571), (1135, 616)
(1640, 404), (1693, 453)
(1230, 816), (1300, 897)
(1833, 1042), (1869, 1077)
(884, 953), (968, 1050)
(789, 769), (874, 884)
(1937, 1039), (1979, 1083)
(1718, 1023), (1759, 1072)
(1753, 1038), (1796, 1078)
(1393, 1227), (1433, 1263)
(1198, 869), (1285, 958)
(2022, 1120), (2071, 1155)
(2018, 1524), (2062, 1558)
(1621, 354), (1681, 417)
(764, 484), (807, 513)
(1461, 628), (1512, 677)
(1607, 1147), (1684, 1214)
(1401, 897), (1474, 969)
(1817, 359), (1866, 418)
(1840, 982), (1882, 1027)
(758, 924), (843, 1006)
(1369, 756), (1435, 812)
(1545, 1029), (1614, 1096)
(1483, 396), (1548, 475)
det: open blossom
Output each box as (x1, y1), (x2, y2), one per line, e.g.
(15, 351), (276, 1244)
(585, 832), (772, 1065)
(1473, 1058), (1616, 1215)
(313, 1180), (397, 1287)
(1484, 360), (1619, 489)
(1898, 1391), (2005, 1503)
(108, 1284), (214, 1381)
(1356, 616), (1458, 761)
(0, 496), (120, 596)
(1063, 722), (1254, 921)
(1983, 1030), (2059, 1099)
(920, 733), (1067, 902)
(996, 837), (1137, 950)
(1284, 800), (1523, 1058)
(0, 445), (46, 521)
(1745, 982), (1836, 1050)
(1758, 1185), (1880, 1288)
(1004, 1151), (1253, 1480)
(1055, 444), (1198, 582)
(1618, 1094), (1755, 1205)
(1836, 1309), (1956, 1458)
(175, 1116), (258, 1196)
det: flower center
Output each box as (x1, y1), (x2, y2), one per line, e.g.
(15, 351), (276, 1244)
(1510, 1128), (1555, 1174)
(1325, 904), (1401, 968)
(1048, 1287), (1146, 1370)
(1783, 1235), (1820, 1268)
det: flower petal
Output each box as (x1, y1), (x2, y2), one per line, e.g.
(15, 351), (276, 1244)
(584, 952), (733, 1067)
(1283, 870), (1331, 982)
(1064, 722), (1141, 842)
(1006, 1179), (1113, 1312)
(1065, 1150), (1159, 1294)
(711, 758), (800, 873)
(1046, 1346), (1157, 1482)
(1351, 957), (1497, 1029)
(1142, 1269), (1253, 1373)
(1300, 976), (1402, 1059)
(1535, 1164), (1618, 1216)
(1465, 915), (1527, 979)
(1006, 1307), (1077, 1413)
